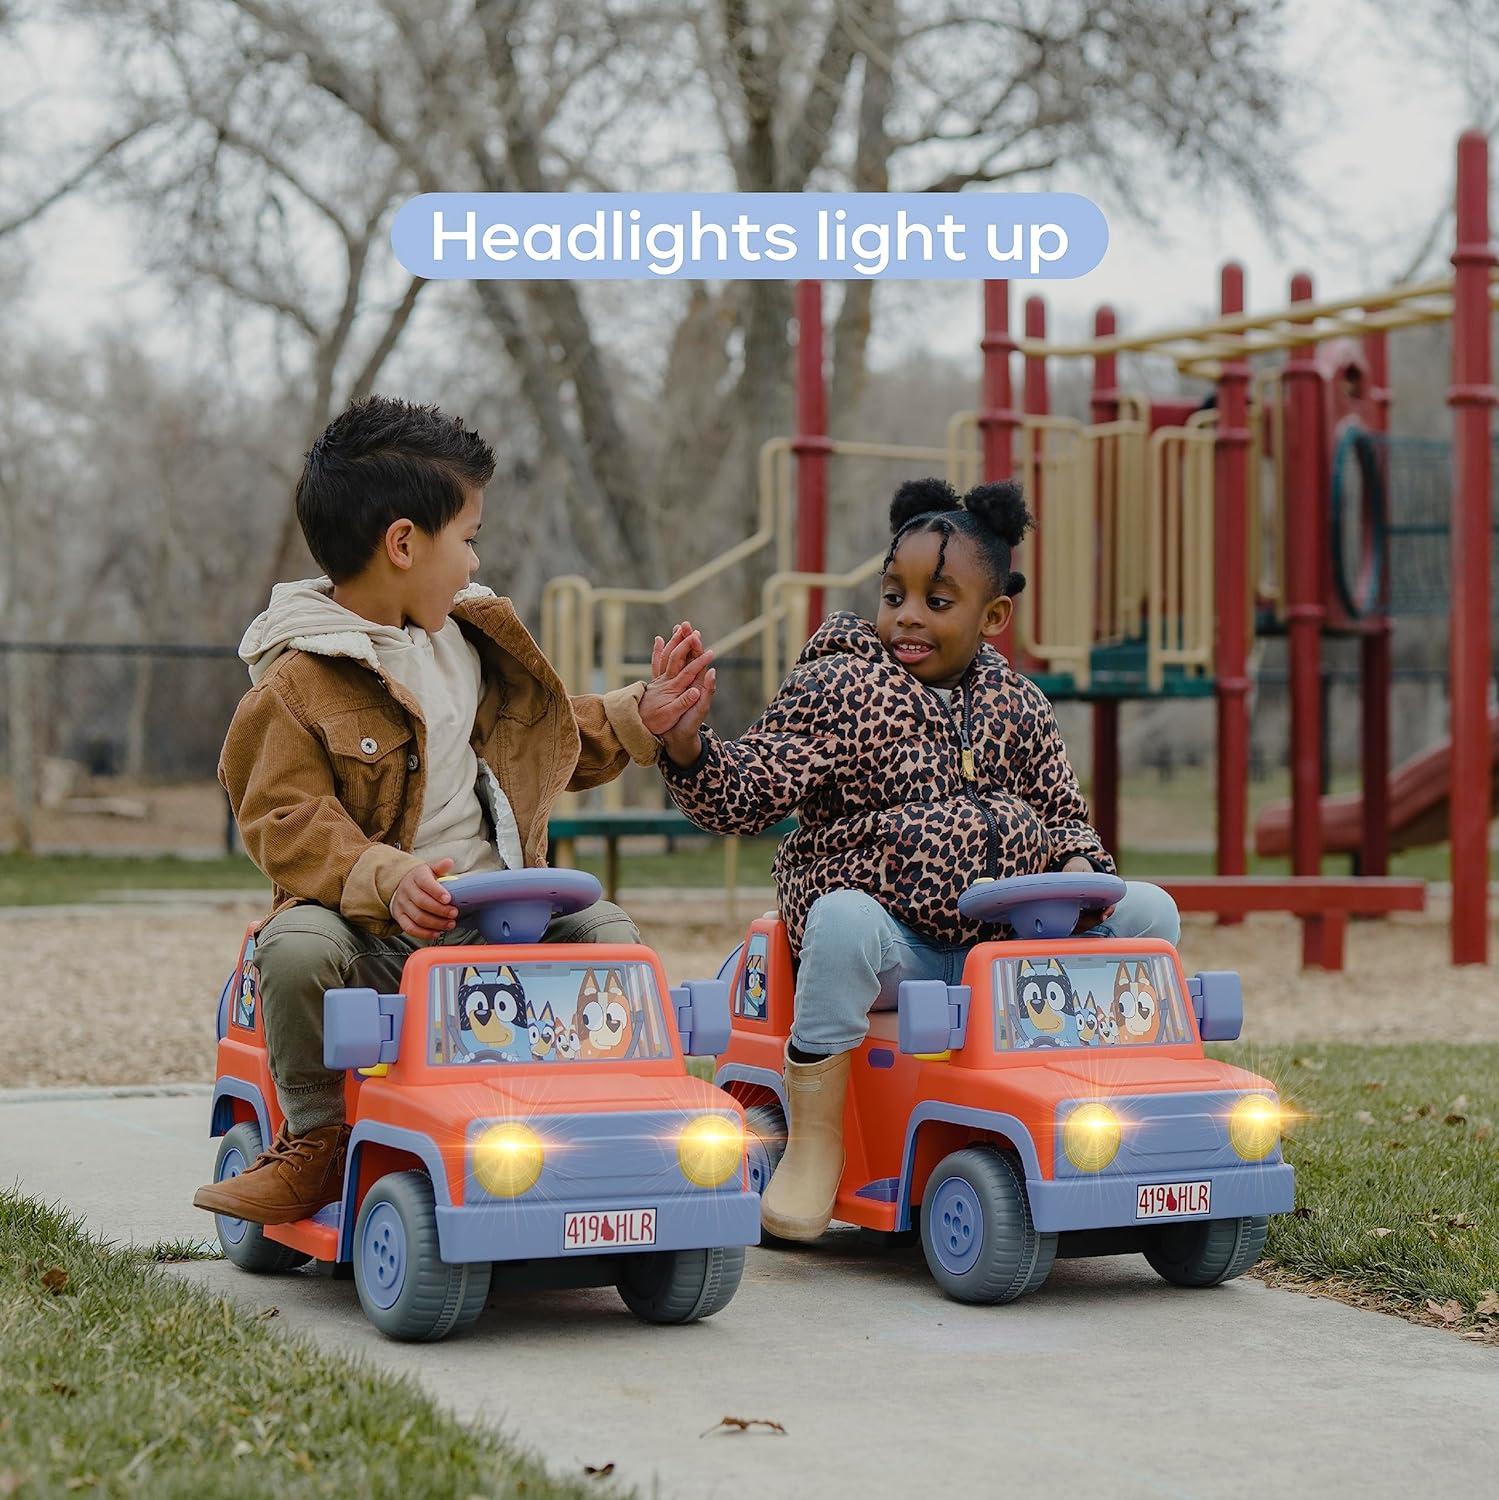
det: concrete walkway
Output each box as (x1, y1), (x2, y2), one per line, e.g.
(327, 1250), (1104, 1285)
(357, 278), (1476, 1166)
(2, 1088), (1494, 1499)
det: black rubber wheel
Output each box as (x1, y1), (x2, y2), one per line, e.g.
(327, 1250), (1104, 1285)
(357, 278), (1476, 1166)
(1143, 1215), (1269, 1288)
(211, 1122), (311, 1273)
(352, 1171), (492, 1341)
(616, 1245), (745, 1324)
(920, 1146), (1057, 1305)
(743, 1102), (807, 1248)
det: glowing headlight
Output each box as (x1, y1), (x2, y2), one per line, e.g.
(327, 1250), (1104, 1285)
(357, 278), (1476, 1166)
(678, 1115), (745, 1188)
(1062, 1103), (1122, 1173)
(472, 1122), (545, 1198)
(1229, 1094), (1280, 1160)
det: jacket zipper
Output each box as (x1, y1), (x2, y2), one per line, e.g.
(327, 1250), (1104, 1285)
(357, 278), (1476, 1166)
(935, 679), (1000, 879)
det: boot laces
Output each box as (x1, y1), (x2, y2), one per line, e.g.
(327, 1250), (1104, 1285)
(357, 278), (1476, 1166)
(253, 1131), (326, 1170)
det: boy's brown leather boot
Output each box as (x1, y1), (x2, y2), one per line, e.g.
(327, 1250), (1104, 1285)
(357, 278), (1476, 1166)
(760, 1046), (851, 1241)
(193, 1122), (351, 1225)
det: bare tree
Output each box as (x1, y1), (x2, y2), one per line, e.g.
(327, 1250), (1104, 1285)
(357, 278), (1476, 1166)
(42, 0), (1291, 627)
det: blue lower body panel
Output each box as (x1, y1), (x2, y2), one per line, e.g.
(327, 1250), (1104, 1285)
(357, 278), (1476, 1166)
(1027, 1164), (1294, 1234)
(435, 1190), (761, 1264)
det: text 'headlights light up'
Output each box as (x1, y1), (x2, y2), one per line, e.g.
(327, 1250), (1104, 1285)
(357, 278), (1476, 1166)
(473, 1122), (545, 1197)
(678, 1115), (744, 1188)
(1229, 1094), (1280, 1160)
(1063, 1103), (1122, 1172)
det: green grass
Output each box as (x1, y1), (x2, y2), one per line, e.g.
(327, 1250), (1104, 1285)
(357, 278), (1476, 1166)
(0, 829), (1474, 911)
(0, 1189), (619, 1498)
(0, 853), (268, 907)
(1212, 1042), (1499, 1327)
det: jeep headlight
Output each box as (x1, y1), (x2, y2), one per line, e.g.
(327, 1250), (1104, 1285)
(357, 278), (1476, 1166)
(1229, 1094), (1280, 1161)
(1062, 1103), (1122, 1173)
(473, 1122), (545, 1197)
(678, 1115), (744, 1188)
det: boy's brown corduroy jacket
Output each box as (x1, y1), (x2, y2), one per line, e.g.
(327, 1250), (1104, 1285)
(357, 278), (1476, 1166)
(218, 586), (657, 935)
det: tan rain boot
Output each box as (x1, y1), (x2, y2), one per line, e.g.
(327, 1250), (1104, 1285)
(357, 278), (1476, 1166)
(759, 1046), (852, 1242)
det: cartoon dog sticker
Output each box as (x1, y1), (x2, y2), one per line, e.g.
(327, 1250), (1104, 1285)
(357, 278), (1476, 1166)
(1113, 961), (1162, 1043)
(234, 941), (259, 1030)
(742, 943), (768, 1020)
(1074, 994), (1101, 1046)
(575, 968), (635, 1059)
(554, 1018), (581, 1061)
(528, 1000), (560, 1062)
(1015, 957), (1078, 1045)
(457, 964), (532, 1061)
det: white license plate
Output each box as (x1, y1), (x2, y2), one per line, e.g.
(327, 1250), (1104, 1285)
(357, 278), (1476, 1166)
(1135, 1180), (1211, 1220)
(562, 1207), (657, 1251)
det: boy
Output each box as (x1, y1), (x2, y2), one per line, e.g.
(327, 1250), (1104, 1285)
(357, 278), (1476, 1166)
(194, 397), (710, 1225)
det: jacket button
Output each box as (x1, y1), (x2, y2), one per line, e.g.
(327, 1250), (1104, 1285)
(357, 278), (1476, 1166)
(360, 736), (378, 755)
(407, 753), (420, 771)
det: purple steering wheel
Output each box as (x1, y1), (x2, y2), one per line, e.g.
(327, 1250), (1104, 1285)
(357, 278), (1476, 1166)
(957, 872), (1127, 939)
(440, 869), (602, 944)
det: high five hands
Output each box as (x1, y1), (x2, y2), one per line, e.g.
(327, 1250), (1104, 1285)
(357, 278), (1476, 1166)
(639, 620), (716, 766)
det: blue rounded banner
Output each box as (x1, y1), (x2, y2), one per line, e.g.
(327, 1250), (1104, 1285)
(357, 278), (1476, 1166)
(390, 192), (1107, 281)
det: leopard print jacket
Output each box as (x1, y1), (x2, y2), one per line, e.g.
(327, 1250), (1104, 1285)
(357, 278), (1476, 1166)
(661, 611), (1114, 953)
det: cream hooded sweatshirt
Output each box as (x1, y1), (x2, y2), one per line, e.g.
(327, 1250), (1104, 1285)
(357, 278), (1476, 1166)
(238, 579), (523, 875)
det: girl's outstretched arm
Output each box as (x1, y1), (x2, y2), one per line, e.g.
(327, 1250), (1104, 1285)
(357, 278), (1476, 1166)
(1011, 676), (1116, 872)
(659, 657), (842, 836)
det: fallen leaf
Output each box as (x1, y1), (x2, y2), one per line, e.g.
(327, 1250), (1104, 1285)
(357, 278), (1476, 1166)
(41, 1267), (70, 1295)
(1475, 1126), (1492, 1142)
(50, 1381), (77, 1398)
(1426, 1298), (1463, 1325)
(256, 1307), (280, 1320)
(1369, 1227), (1393, 1238)
(1448, 1094), (1470, 1114)
(1417, 1104), (1434, 1118)
(1444, 1114), (1467, 1127)
(1292, 1056), (1326, 1072)
(1293, 1205), (1316, 1219)
(700, 1416), (788, 1439)
(1363, 1080), (1385, 1091)
(1474, 1290), (1499, 1318)
(1385, 1140), (1408, 1151)
(583, 1464), (615, 1479)
(1355, 1110), (1375, 1125)
(231, 1441), (254, 1459)
(1399, 1110), (1419, 1123)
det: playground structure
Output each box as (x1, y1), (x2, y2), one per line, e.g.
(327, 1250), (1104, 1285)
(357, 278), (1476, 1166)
(543, 131), (1496, 967)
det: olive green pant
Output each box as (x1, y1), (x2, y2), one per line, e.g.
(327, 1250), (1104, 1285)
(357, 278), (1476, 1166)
(254, 899), (640, 1133)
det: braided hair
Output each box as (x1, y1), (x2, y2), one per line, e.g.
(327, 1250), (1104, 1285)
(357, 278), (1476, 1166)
(881, 476), (1032, 597)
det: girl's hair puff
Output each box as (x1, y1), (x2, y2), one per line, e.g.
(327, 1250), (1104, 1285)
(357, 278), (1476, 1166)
(882, 476), (1033, 596)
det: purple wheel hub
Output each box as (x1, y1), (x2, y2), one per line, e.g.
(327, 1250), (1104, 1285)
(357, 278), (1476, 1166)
(360, 1201), (407, 1310)
(929, 1174), (984, 1276)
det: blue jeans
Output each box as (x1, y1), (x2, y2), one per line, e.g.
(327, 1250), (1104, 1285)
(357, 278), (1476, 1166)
(791, 883), (1182, 1056)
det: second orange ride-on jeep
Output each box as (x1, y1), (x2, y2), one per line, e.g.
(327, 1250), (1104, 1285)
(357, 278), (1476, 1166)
(704, 872), (1292, 1305)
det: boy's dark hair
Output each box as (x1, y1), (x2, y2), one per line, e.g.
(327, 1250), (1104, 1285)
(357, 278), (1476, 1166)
(882, 476), (1033, 597)
(294, 396), (496, 583)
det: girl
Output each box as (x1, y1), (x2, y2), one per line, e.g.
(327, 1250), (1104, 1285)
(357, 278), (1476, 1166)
(657, 478), (1179, 1241)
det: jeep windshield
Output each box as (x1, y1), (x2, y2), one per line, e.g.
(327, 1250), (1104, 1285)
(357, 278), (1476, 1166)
(428, 959), (673, 1066)
(993, 952), (1192, 1052)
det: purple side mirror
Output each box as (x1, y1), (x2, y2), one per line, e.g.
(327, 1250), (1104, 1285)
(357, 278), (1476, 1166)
(1188, 971), (1243, 1042)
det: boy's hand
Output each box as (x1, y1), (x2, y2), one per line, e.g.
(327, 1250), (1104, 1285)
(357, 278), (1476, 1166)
(390, 858), (457, 940)
(641, 622), (715, 761)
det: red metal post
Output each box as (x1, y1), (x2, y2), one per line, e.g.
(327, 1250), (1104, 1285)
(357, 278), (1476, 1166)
(1360, 327), (1393, 876)
(1090, 305), (1121, 856)
(1448, 130), (1495, 965)
(793, 280), (832, 633)
(1214, 265), (1252, 888)
(980, 280), (1021, 660)
(1022, 296), (1049, 675)
(1283, 271), (1325, 884)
